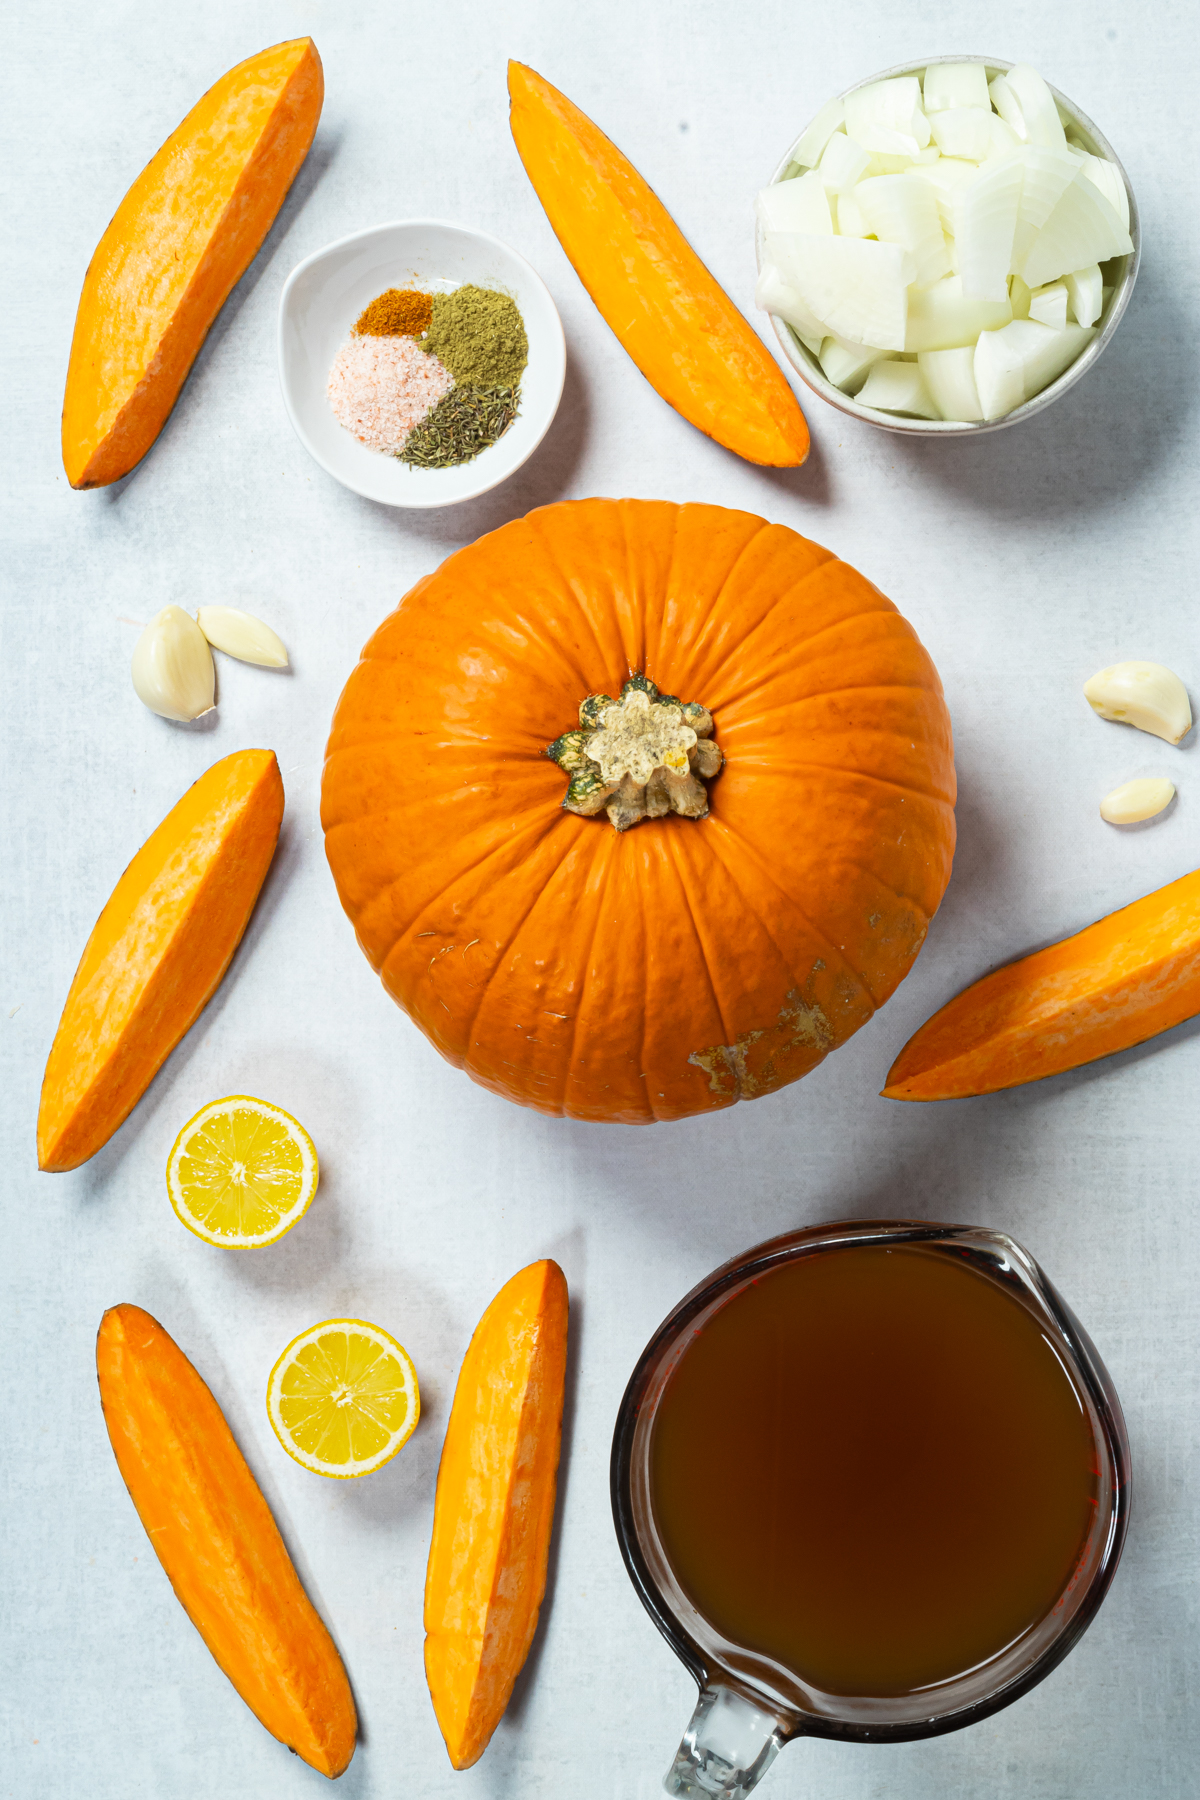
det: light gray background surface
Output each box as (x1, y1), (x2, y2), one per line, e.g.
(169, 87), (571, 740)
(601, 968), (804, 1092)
(3, 2), (1198, 1795)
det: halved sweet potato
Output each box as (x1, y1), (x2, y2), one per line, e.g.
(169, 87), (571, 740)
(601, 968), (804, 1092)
(38, 749), (283, 1171)
(63, 38), (323, 488)
(508, 62), (808, 468)
(424, 1260), (569, 1769)
(97, 1304), (356, 1777)
(883, 867), (1200, 1099)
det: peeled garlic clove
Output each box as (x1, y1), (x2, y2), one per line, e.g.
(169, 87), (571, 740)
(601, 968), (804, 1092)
(196, 606), (289, 669)
(131, 606), (215, 722)
(1084, 661), (1193, 745)
(1100, 778), (1175, 825)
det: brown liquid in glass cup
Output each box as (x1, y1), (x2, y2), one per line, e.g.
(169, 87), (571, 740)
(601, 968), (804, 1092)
(611, 1222), (1130, 1800)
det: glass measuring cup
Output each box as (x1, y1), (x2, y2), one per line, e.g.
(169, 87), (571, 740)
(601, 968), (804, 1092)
(610, 1219), (1130, 1799)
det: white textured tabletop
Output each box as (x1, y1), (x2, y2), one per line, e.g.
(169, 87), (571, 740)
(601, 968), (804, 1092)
(3, 3), (1198, 1797)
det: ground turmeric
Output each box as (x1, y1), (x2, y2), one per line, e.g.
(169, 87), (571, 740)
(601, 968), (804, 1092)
(354, 287), (433, 337)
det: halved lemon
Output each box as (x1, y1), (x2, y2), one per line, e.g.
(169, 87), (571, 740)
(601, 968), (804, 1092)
(166, 1095), (318, 1248)
(266, 1319), (420, 1478)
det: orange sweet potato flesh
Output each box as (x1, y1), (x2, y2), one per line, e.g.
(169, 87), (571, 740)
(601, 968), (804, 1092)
(424, 1260), (569, 1770)
(63, 38), (323, 489)
(508, 62), (809, 468)
(38, 749), (283, 1171)
(883, 868), (1200, 1100)
(97, 1305), (356, 1777)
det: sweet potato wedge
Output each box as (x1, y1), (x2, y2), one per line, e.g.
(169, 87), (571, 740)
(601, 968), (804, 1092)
(424, 1260), (569, 1769)
(883, 867), (1200, 1100)
(508, 62), (808, 468)
(97, 1304), (356, 1777)
(63, 38), (323, 488)
(38, 749), (283, 1171)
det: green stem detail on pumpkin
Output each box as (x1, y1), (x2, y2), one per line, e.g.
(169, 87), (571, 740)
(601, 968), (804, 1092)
(547, 675), (723, 831)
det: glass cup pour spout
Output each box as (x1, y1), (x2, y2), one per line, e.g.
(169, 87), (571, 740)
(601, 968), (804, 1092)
(611, 1219), (1131, 1800)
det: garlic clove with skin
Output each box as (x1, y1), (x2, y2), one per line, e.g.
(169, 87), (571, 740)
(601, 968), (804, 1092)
(1100, 778), (1175, 825)
(196, 606), (289, 669)
(1084, 661), (1192, 745)
(132, 606), (215, 722)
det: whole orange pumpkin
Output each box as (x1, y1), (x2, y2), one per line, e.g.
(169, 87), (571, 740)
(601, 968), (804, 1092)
(321, 500), (955, 1124)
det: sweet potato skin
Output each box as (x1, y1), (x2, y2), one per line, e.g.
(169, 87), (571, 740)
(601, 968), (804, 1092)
(38, 749), (283, 1171)
(508, 61), (808, 468)
(97, 1304), (357, 1777)
(424, 1260), (569, 1769)
(63, 38), (323, 488)
(883, 868), (1200, 1099)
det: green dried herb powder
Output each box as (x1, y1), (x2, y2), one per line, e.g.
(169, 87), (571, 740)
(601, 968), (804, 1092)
(396, 386), (520, 468)
(420, 286), (528, 387)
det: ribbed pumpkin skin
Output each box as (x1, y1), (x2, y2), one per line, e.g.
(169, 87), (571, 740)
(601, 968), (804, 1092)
(321, 500), (956, 1124)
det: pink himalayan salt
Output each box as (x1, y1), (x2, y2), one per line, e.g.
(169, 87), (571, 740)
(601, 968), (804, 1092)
(327, 334), (453, 455)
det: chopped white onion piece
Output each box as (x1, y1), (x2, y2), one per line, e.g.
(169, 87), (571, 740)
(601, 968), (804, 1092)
(1005, 64), (1068, 150)
(1064, 263), (1103, 327)
(922, 63), (990, 113)
(930, 107), (995, 163)
(844, 76), (929, 158)
(818, 131), (871, 194)
(863, 147), (937, 176)
(1011, 145), (1079, 267)
(1077, 153), (1130, 231)
(756, 171), (832, 235)
(974, 327), (1026, 419)
(819, 336), (888, 393)
(1029, 281), (1068, 328)
(904, 274), (1012, 351)
(1009, 273), (1033, 318)
(955, 154), (1024, 300)
(1012, 318), (1097, 393)
(792, 97), (846, 168)
(835, 190), (868, 236)
(910, 155), (980, 230)
(770, 232), (911, 349)
(755, 261), (825, 352)
(1020, 170), (1132, 287)
(854, 174), (950, 286)
(988, 75), (1027, 140)
(975, 317), (1097, 417)
(984, 115), (1022, 159)
(856, 360), (940, 418)
(918, 346), (984, 420)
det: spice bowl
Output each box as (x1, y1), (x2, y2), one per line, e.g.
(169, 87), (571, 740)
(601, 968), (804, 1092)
(278, 220), (566, 507)
(757, 56), (1139, 436)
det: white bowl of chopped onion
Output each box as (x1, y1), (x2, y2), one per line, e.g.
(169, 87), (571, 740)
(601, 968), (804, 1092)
(278, 220), (567, 506)
(755, 57), (1139, 433)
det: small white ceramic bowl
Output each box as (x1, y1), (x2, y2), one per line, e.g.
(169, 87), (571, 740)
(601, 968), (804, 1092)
(278, 220), (566, 506)
(758, 56), (1140, 436)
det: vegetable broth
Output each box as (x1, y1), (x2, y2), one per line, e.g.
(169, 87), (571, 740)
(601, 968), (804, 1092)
(649, 1245), (1098, 1697)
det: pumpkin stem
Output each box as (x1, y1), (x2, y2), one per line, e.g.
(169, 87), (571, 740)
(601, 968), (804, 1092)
(547, 675), (723, 831)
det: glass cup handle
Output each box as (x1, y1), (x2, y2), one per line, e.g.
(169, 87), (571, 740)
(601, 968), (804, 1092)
(663, 1683), (786, 1799)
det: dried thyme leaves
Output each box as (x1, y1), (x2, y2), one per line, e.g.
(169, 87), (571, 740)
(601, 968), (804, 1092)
(395, 385), (520, 469)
